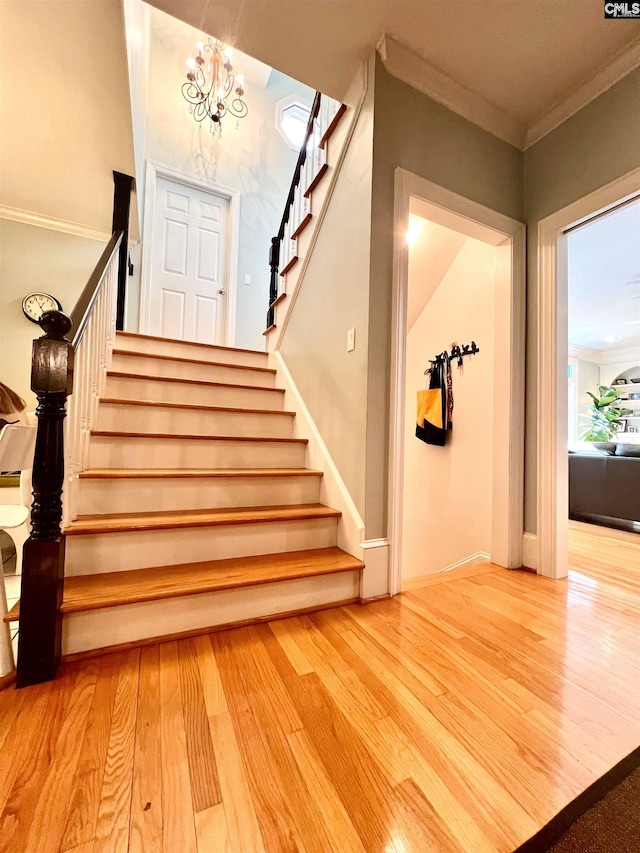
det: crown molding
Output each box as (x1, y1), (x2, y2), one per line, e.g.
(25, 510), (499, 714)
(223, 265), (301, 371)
(377, 33), (640, 153)
(599, 343), (640, 365)
(0, 205), (111, 243)
(569, 342), (640, 366)
(525, 36), (640, 149)
(377, 35), (527, 150)
(569, 343), (604, 363)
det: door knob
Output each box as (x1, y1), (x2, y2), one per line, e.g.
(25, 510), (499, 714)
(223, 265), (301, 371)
(218, 288), (226, 295)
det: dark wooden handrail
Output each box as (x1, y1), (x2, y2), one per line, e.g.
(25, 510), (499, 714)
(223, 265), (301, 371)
(276, 91), (321, 241)
(70, 231), (123, 348)
(266, 92), (321, 330)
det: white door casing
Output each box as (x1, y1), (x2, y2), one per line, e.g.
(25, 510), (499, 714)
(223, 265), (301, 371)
(389, 168), (526, 594)
(536, 168), (640, 579)
(141, 162), (239, 346)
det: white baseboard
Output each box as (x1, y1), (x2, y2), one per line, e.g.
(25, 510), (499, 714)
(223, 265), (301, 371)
(445, 550), (491, 571)
(401, 550), (491, 591)
(272, 351), (365, 559)
(360, 538), (390, 599)
(522, 532), (537, 570)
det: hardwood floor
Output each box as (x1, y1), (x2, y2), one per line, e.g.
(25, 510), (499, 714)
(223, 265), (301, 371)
(1, 526), (639, 853)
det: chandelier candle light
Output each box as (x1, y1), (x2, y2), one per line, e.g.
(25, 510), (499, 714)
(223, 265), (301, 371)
(182, 38), (248, 136)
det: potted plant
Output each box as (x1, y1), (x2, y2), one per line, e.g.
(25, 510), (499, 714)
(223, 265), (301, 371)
(580, 385), (632, 442)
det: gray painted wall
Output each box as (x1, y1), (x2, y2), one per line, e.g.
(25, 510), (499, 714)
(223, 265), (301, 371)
(522, 67), (640, 532)
(366, 56), (524, 538)
(0, 221), (106, 407)
(279, 69), (375, 516)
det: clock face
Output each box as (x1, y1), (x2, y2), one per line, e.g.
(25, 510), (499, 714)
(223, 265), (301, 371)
(22, 292), (62, 323)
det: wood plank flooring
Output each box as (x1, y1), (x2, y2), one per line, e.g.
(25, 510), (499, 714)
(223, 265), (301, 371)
(1, 523), (639, 852)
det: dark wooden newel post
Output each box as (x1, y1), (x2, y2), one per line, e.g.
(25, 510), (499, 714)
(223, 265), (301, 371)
(17, 310), (74, 688)
(266, 236), (280, 329)
(112, 170), (135, 331)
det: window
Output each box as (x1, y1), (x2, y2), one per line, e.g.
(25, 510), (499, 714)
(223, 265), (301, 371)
(276, 95), (311, 150)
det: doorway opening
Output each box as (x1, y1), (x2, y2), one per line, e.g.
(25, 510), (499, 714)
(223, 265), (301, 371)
(536, 167), (640, 578)
(567, 198), (640, 536)
(389, 171), (525, 593)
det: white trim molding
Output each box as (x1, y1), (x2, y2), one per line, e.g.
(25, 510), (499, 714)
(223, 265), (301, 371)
(377, 34), (640, 153)
(400, 551), (491, 591)
(140, 160), (240, 346)
(377, 36), (527, 150)
(536, 167), (640, 579)
(568, 344), (604, 363)
(525, 36), (640, 149)
(360, 539), (390, 600)
(389, 169), (526, 595)
(522, 533), (538, 571)
(0, 205), (111, 243)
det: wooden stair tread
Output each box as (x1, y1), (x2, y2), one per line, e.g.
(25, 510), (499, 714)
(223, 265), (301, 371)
(4, 601), (18, 623)
(99, 398), (295, 416)
(107, 371), (284, 393)
(113, 348), (275, 374)
(64, 503), (340, 535)
(116, 331), (267, 358)
(91, 430), (307, 443)
(320, 103), (347, 148)
(4, 547), (364, 621)
(79, 467), (323, 479)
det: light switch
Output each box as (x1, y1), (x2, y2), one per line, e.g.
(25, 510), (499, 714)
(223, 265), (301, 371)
(244, 274), (252, 286)
(347, 327), (356, 352)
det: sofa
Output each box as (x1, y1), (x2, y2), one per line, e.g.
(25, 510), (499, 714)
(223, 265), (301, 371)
(569, 443), (640, 531)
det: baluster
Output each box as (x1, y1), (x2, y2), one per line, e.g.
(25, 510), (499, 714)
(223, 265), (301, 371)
(17, 311), (73, 687)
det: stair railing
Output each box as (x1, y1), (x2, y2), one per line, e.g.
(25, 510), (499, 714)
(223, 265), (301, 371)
(266, 92), (345, 330)
(17, 171), (134, 687)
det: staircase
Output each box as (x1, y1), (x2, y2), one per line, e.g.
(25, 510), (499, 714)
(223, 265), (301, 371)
(6, 331), (363, 657)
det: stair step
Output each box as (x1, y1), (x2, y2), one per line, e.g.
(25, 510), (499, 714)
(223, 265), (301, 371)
(115, 332), (267, 367)
(65, 503), (339, 536)
(105, 372), (285, 409)
(88, 432), (307, 470)
(77, 468), (323, 514)
(111, 350), (276, 388)
(79, 467), (322, 479)
(4, 548), (363, 622)
(96, 399), (295, 438)
(65, 510), (339, 575)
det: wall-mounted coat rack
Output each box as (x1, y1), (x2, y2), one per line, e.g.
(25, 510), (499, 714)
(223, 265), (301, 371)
(426, 340), (480, 372)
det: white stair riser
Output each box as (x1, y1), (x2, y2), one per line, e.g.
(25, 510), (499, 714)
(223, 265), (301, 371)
(111, 353), (275, 388)
(77, 475), (322, 515)
(88, 436), (306, 469)
(96, 404), (294, 439)
(105, 375), (284, 410)
(62, 570), (360, 655)
(114, 334), (267, 367)
(65, 517), (338, 575)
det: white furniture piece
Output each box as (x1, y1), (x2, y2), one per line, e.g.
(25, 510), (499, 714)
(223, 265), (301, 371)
(0, 423), (36, 677)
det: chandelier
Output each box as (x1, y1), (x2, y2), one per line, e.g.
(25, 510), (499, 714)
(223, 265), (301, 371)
(182, 39), (248, 136)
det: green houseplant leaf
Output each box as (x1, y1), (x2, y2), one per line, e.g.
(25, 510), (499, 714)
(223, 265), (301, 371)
(579, 385), (633, 442)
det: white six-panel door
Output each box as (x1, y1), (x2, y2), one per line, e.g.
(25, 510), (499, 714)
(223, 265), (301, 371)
(148, 175), (230, 344)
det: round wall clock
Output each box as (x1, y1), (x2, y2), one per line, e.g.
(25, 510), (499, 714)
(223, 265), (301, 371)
(22, 292), (63, 323)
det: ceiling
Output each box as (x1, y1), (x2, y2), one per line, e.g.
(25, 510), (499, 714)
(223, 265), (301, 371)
(147, 0), (640, 146)
(568, 198), (640, 353)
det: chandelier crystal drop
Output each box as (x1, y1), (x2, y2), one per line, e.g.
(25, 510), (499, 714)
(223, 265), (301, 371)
(182, 38), (248, 136)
